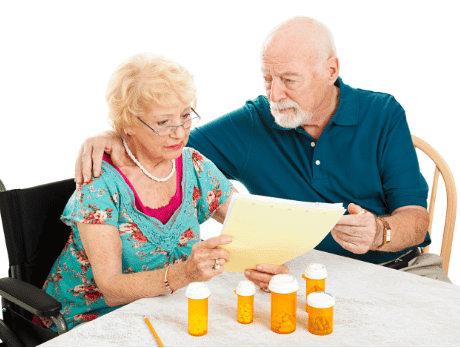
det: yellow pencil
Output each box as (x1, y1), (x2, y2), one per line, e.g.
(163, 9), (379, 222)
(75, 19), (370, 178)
(144, 316), (164, 347)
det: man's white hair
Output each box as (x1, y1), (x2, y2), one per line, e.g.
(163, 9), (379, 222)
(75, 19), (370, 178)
(261, 16), (337, 69)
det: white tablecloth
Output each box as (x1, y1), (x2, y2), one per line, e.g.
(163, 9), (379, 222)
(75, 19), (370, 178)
(40, 250), (460, 346)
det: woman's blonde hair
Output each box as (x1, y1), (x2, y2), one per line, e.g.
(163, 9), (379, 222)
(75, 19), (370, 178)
(106, 53), (197, 134)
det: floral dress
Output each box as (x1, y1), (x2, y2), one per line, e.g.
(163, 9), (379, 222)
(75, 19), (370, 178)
(41, 148), (233, 330)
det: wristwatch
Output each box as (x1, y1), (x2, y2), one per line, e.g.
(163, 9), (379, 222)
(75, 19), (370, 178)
(375, 217), (391, 250)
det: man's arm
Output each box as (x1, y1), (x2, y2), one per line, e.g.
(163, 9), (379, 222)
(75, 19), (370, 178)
(331, 94), (430, 255)
(331, 203), (429, 254)
(187, 99), (260, 181)
(74, 105), (253, 184)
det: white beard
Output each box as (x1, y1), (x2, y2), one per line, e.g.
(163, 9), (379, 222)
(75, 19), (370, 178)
(269, 100), (312, 129)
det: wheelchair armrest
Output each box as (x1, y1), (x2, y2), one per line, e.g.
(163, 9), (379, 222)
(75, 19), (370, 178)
(0, 277), (62, 317)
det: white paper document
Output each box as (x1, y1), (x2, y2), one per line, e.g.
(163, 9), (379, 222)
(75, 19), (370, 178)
(219, 193), (346, 273)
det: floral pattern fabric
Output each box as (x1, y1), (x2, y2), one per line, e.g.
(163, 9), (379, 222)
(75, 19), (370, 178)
(42, 147), (233, 331)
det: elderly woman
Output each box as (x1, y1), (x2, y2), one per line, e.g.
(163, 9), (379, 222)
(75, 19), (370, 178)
(39, 53), (236, 331)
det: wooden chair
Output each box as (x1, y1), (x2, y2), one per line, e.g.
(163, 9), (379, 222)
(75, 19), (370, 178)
(412, 135), (457, 275)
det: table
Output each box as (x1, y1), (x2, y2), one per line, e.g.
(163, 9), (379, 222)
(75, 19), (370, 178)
(40, 250), (460, 346)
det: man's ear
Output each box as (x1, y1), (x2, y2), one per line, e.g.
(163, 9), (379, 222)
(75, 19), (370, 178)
(327, 56), (340, 84)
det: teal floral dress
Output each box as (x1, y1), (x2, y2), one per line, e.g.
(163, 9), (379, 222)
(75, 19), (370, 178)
(41, 148), (233, 330)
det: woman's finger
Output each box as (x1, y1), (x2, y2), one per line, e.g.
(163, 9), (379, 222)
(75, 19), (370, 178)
(200, 235), (232, 249)
(192, 244), (230, 262)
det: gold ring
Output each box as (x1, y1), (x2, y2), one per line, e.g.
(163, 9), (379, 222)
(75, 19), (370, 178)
(213, 259), (221, 270)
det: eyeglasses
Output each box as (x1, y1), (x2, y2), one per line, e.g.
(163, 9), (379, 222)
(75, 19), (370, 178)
(138, 107), (201, 137)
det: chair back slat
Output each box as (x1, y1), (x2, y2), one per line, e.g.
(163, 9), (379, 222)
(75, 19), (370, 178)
(441, 188), (457, 273)
(412, 135), (457, 274)
(424, 167), (440, 254)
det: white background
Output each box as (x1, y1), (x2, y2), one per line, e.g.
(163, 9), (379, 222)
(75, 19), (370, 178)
(0, 0), (459, 306)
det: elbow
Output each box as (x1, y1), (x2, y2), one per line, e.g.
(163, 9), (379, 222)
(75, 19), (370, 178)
(96, 282), (123, 307)
(415, 209), (430, 245)
(104, 297), (120, 307)
(101, 290), (123, 307)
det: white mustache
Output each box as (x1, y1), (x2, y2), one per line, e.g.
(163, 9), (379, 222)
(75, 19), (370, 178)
(270, 100), (300, 112)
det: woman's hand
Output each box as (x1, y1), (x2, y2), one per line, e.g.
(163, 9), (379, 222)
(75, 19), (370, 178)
(75, 130), (129, 184)
(184, 235), (232, 282)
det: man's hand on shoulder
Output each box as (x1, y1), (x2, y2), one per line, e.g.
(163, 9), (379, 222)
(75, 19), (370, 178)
(75, 130), (127, 184)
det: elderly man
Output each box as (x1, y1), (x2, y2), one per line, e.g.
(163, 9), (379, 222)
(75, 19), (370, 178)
(75, 16), (450, 284)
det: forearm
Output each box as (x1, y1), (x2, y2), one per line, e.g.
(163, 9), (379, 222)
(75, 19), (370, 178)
(100, 261), (191, 307)
(212, 187), (238, 224)
(372, 206), (429, 252)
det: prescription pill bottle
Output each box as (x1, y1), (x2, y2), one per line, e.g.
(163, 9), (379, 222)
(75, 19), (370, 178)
(235, 280), (256, 324)
(268, 274), (299, 334)
(307, 292), (334, 336)
(302, 263), (327, 312)
(186, 282), (211, 337)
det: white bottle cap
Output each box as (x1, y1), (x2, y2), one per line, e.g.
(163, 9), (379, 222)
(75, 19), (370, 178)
(185, 282), (211, 300)
(235, 280), (257, 296)
(303, 263), (328, 280)
(268, 274), (299, 294)
(307, 292), (335, 308)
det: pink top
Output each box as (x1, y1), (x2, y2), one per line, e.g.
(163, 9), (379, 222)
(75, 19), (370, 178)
(102, 153), (183, 224)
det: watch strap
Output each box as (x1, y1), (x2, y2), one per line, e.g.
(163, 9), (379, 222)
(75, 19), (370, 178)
(376, 217), (391, 250)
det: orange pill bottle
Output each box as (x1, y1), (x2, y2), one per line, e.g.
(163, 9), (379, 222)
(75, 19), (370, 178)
(186, 282), (211, 336)
(268, 274), (299, 334)
(302, 263), (327, 312)
(235, 280), (256, 324)
(307, 292), (335, 336)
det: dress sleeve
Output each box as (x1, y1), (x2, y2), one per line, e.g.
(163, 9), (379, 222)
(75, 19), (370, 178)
(189, 149), (234, 224)
(61, 166), (119, 227)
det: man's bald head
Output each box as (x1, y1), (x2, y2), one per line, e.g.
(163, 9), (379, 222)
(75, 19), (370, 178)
(261, 16), (337, 69)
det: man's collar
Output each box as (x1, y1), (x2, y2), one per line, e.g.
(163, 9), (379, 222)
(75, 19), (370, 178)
(330, 76), (359, 126)
(269, 76), (359, 131)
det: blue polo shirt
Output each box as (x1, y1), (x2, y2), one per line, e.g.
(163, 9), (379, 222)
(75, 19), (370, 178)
(188, 77), (430, 264)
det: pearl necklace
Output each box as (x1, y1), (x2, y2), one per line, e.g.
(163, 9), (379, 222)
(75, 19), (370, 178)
(123, 138), (176, 182)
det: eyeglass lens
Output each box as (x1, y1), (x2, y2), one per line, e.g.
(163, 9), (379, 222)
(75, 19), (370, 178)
(157, 117), (200, 136)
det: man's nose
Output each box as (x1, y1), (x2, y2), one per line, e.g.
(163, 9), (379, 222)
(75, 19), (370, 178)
(268, 78), (286, 103)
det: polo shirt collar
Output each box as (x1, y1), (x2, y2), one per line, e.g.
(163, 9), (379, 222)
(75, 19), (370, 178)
(270, 76), (359, 130)
(330, 76), (359, 126)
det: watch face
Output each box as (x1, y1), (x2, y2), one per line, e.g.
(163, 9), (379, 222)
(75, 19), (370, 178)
(385, 230), (391, 243)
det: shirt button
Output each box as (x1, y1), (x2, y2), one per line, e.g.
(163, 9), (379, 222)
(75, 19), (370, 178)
(311, 142), (316, 147)
(316, 160), (321, 165)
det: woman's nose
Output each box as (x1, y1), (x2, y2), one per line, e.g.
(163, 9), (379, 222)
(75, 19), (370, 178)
(171, 124), (186, 138)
